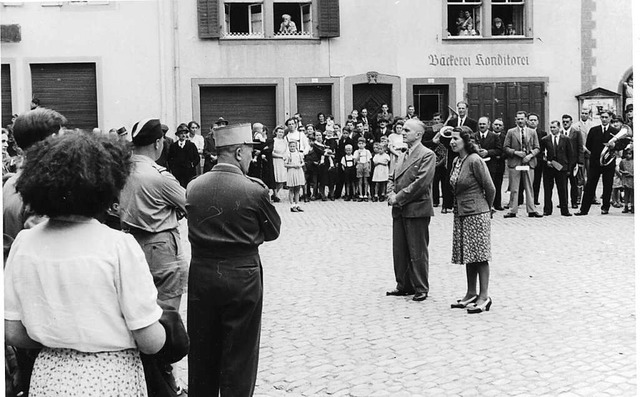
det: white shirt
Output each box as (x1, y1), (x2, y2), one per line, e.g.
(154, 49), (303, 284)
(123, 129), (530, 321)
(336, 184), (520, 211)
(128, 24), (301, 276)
(4, 217), (162, 352)
(189, 134), (205, 153)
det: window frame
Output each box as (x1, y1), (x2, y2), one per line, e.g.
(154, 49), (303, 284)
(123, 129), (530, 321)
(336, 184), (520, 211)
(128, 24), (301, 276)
(220, 0), (317, 40)
(443, 0), (533, 41)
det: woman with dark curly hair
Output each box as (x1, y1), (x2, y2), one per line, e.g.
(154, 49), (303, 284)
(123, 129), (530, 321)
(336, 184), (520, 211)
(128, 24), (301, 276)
(4, 132), (166, 396)
(448, 126), (496, 314)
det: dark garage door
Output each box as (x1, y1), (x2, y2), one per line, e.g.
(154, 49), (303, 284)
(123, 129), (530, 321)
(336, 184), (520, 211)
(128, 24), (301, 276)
(200, 85), (277, 132)
(30, 63), (98, 131)
(297, 84), (332, 126)
(2, 64), (12, 128)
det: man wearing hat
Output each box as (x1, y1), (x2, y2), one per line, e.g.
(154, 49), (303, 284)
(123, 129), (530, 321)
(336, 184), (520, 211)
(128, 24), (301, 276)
(576, 111), (619, 215)
(167, 123), (200, 188)
(186, 123), (281, 397)
(118, 118), (189, 395)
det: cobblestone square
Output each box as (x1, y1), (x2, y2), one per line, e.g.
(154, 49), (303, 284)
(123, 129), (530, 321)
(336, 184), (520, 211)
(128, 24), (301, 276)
(176, 196), (635, 396)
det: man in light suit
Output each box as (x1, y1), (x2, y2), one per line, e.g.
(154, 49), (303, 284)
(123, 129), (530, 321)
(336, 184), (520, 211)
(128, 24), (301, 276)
(503, 110), (543, 218)
(386, 119), (436, 302)
(540, 121), (574, 216)
(473, 116), (503, 210)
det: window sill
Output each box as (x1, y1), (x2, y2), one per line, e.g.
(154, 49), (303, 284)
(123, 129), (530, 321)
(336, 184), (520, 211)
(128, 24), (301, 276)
(219, 36), (321, 44)
(443, 36), (533, 43)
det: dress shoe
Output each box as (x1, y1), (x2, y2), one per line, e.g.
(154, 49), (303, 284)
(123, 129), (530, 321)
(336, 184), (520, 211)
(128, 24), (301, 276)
(494, 206), (504, 211)
(601, 209), (609, 215)
(503, 213), (516, 218)
(386, 289), (413, 296)
(592, 200), (600, 205)
(412, 292), (428, 301)
(571, 204), (579, 209)
(451, 295), (478, 309)
(528, 212), (543, 218)
(561, 212), (572, 217)
(441, 208), (449, 214)
(574, 211), (588, 216)
(296, 206), (304, 212)
(543, 212), (551, 216)
(290, 207), (298, 212)
(467, 297), (492, 314)
(534, 201), (540, 206)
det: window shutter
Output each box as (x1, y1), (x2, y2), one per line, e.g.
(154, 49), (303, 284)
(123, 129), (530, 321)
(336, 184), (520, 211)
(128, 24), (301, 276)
(198, 0), (220, 39)
(317, 0), (339, 38)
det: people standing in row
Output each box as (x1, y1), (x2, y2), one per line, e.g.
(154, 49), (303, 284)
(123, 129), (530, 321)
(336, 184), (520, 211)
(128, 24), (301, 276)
(540, 120), (574, 216)
(491, 118), (507, 209)
(186, 123), (281, 396)
(167, 124), (199, 188)
(473, 116), (503, 211)
(527, 113), (547, 206)
(448, 126), (495, 314)
(386, 119), (435, 302)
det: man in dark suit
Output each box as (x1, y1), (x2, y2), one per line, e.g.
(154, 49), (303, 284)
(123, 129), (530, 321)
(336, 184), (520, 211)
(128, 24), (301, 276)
(167, 124), (200, 188)
(491, 118), (507, 209)
(358, 108), (373, 132)
(527, 113), (547, 205)
(386, 119), (436, 302)
(540, 121), (574, 216)
(560, 115), (584, 208)
(473, 116), (503, 210)
(503, 110), (543, 218)
(186, 124), (281, 397)
(576, 111), (619, 215)
(446, 101), (478, 132)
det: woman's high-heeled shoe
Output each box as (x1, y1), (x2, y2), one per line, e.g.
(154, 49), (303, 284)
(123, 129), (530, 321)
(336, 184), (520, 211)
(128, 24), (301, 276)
(450, 295), (478, 309)
(467, 297), (492, 314)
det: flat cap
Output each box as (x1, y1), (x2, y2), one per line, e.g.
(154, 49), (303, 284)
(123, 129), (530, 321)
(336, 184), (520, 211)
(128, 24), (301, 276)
(131, 118), (163, 146)
(214, 123), (255, 148)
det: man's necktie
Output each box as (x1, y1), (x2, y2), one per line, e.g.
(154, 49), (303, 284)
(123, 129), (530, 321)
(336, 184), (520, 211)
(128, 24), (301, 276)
(520, 128), (525, 150)
(553, 136), (558, 155)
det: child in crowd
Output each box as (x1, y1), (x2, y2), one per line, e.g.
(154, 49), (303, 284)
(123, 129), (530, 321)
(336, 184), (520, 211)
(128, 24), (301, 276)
(285, 141), (306, 212)
(380, 135), (390, 154)
(341, 144), (356, 201)
(619, 147), (634, 213)
(354, 137), (372, 201)
(612, 150), (624, 208)
(321, 128), (339, 200)
(371, 142), (391, 202)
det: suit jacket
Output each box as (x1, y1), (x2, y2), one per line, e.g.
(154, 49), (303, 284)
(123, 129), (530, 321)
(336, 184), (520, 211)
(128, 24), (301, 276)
(585, 124), (619, 169)
(452, 153), (496, 216)
(472, 130), (502, 173)
(387, 142), (436, 218)
(533, 129), (548, 163)
(540, 134), (574, 171)
(562, 126), (584, 165)
(167, 140), (200, 174)
(503, 126), (540, 168)
(446, 116), (478, 133)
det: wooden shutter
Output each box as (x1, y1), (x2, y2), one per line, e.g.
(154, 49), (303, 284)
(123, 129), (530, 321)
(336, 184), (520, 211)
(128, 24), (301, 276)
(1, 64), (12, 128)
(317, 0), (339, 38)
(200, 85), (277, 132)
(30, 63), (98, 131)
(297, 85), (332, 125)
(198, 0), (220, 39)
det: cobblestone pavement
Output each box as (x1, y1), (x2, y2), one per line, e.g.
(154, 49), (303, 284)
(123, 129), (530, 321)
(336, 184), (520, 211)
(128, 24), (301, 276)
(175, 190), (636, 396)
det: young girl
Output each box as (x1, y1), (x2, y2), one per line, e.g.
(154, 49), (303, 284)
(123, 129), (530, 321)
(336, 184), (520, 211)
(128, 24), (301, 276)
(619, 147), (634, 213)
(285, 140), (306, 212)
(340, 144), (356, 201)
(612, 150), (624, 208)
(371, 142), (391, 202)
(353, 137), (372, 201)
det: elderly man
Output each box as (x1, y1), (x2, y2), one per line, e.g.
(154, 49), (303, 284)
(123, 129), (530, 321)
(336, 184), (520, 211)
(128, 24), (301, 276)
(186, 124), (281, 396)
(503, 111), (543, 218)
(386, 119), (436, 302)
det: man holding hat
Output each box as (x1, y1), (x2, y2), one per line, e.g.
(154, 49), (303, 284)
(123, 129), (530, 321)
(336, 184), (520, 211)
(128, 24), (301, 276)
(186, 123), (281, 397)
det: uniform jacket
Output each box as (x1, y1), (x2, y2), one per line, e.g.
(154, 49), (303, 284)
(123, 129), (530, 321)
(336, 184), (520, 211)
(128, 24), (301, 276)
(186, 163), (281, 259)
(503, 126), (540, 168)
(472, 130), (502, 173)
(387, 142), (436, 218)
(452, 153), (496, 216)
(540, 134), (574, 172)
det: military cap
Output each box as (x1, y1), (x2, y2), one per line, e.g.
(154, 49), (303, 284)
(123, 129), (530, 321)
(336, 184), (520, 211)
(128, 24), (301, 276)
(214, 123), (256, 147)
(131, 118), (163, 146)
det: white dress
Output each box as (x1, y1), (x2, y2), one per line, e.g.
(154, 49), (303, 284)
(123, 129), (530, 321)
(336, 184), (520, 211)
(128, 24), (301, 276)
(272, 138), (288, 183)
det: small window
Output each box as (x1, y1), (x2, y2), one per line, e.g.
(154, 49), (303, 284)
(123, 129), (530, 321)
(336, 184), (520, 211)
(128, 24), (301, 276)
(223, 2), (264, 38)
(491, 0), (524, 36)
(446, 0), (482, 37)
(273, 2), (312, 37)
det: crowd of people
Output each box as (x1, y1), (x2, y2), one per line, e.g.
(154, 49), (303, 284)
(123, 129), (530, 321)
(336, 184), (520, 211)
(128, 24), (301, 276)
(2, 97), (634, 397)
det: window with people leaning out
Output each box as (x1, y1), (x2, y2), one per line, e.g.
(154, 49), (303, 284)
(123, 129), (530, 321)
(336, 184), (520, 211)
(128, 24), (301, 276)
(445, 0), (528, 38)
(223, 0), (313, 38)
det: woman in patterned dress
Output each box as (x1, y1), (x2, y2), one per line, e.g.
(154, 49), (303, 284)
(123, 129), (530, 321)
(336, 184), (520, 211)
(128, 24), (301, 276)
(448, 126), (496, 314)
(4, 132), (166, 396)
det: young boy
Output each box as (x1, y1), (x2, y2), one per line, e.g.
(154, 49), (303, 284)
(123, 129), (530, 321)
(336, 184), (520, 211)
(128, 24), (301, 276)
(340, 144), (356, 201)
(353, 137), (372, 201)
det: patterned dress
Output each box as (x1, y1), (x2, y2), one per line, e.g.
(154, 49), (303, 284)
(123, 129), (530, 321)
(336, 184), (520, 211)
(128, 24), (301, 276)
(450, 155), (492, 265)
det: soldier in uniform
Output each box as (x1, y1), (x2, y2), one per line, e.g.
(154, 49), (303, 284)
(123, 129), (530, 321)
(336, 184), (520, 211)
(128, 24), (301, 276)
(186, 123), (281, 397)
(118, 118), (189, 396)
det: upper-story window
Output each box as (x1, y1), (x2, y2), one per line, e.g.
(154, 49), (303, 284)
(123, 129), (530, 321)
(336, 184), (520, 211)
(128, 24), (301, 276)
(445, 0), (530, 39)
(198, 0), (339, 40)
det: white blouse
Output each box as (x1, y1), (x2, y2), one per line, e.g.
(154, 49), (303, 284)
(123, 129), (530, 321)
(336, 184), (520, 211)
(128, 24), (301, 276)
(4, 216), (162, 352)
